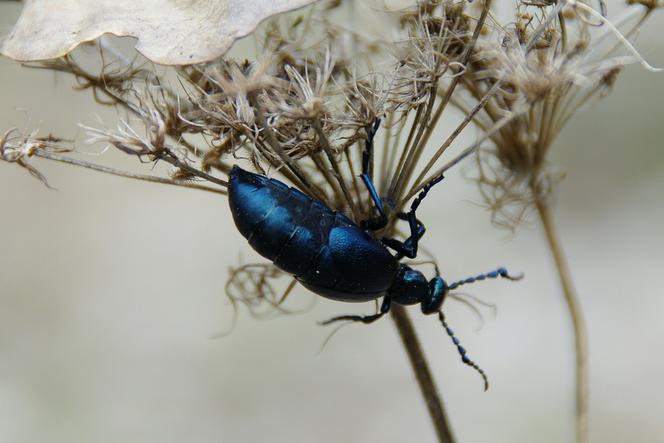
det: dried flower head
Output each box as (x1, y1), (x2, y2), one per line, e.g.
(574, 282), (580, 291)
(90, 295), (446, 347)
(456, 0), (661, 228)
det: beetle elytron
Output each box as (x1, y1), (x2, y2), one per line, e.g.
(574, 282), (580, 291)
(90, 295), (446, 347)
(228, 120), (521, 389)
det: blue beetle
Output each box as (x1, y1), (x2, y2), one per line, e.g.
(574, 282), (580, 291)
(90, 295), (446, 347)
(227, 120), (521, 389)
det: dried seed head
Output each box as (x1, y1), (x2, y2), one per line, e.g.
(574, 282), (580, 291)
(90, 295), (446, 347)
(456, 1), (660, 228)
(478, 30), (580, 104)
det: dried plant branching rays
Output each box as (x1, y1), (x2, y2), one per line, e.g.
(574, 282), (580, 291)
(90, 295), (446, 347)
(459, 0), (663, 228)
(1, 1), (662, 443)
(3, 1), (515, 228)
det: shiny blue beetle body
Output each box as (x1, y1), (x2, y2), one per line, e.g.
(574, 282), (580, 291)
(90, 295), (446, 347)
(228, 165), (401, 303)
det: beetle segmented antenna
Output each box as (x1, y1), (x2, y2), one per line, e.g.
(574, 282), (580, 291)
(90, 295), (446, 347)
(447, 267), (523, 290)
(438, 311), (489, 391)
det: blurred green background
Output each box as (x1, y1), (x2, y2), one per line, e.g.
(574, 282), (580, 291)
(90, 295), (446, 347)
(1, 1), (663, 442)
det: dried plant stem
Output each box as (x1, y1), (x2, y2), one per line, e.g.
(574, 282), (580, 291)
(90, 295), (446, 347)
(534, 196), (588, 443)
(32, 150), (227, 195)
(312, 118), (359, 215)
(391, 304), (455, 443)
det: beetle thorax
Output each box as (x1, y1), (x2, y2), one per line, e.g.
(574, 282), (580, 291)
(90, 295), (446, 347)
(387, 264), (429, 306)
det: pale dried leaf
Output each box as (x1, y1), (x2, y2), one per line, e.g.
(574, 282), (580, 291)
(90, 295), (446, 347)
(0, 0), (318, 65)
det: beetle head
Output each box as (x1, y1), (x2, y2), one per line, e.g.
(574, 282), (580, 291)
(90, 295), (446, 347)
(388, 265), (449, 315)
(421, 276), (448, 315)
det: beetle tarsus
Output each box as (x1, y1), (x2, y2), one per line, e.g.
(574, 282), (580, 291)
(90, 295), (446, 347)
(319, 312), (385, 325)
(320, 297), (391, 326)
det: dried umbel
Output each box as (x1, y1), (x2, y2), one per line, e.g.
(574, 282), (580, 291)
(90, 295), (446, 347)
(1, 2), (661, 442)
(3, 1), (500, 223)
(455, 0), (662, 228)
(445, 3), (661, 443)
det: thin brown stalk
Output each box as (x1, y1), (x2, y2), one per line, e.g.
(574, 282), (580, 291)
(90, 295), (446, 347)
(388, 104), (425, 198)
(343, 145), (366, 215)
(392, 84), (439, 202)
(32, 150), (227, 195)
(391, 304), (455, 443)
(402, 101), (522, 204)
(311, 152), (344, 201)
(409, 79), (500, 193)
(411, 0), (493, 178)
(378, 111), (394, 193)
(534, 196), (588, 443)
(312, 117), (359, 214)
(381, 114), (407, 194)
(159, 147), (229, 187)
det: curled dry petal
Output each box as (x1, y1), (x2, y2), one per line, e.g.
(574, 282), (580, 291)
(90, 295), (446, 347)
(0, 0), (318, 65)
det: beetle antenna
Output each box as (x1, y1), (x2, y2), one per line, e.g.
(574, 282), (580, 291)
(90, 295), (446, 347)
(447, 267), (523, 290)
(438, 311), (489, 391)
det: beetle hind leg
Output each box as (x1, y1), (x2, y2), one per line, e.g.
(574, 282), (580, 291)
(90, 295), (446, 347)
(319, 312), (384, 326)
(319, 297), (391, 326)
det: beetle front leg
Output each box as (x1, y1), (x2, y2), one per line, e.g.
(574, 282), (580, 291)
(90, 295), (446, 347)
(381, 212), (426, 259)
(319, 297), (391, 326)
(383, 172), (445, 258)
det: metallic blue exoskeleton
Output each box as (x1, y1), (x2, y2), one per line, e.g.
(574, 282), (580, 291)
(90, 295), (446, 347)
(227, 120), (521, 390)
(228, 166), (399, 303)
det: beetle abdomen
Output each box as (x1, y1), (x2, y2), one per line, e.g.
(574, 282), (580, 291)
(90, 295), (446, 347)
(228, 166), (399, 302)
(228, 166), (315, 271)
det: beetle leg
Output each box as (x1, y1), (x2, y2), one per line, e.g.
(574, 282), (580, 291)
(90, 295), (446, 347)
(381, 227), (424, 260)
(378, 211), (425, 259)
(411, 171), (446, 213)
(384, 172), (445, 258)
(319, 297), (391, 326)
(360, 118), (388, 231)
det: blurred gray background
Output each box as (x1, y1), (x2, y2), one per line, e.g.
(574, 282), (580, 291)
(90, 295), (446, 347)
(1, 1), (663, 442)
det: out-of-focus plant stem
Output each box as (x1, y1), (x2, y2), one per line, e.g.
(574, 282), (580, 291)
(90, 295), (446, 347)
(391, 304), (455, 443)
(534, 194), (588, 443)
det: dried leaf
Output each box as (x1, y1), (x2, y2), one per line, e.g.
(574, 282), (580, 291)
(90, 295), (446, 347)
(0, 0), (318, 65)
